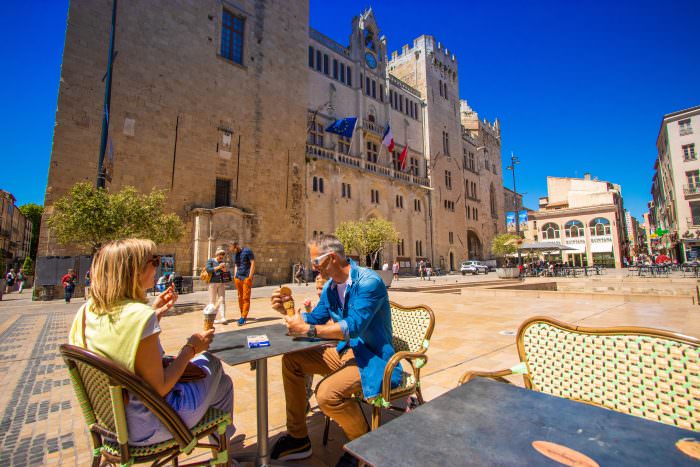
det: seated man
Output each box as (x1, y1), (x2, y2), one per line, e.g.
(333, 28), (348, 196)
(270, 234), (403, 467)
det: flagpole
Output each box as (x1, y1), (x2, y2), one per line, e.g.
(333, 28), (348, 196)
(97, 0), (118, 189)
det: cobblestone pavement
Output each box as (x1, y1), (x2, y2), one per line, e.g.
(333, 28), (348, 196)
(0, 274), (698, 466)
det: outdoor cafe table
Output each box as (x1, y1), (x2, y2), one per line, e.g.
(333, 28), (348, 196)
(345, 378), (699, 466)
(209, 322), (333, 466)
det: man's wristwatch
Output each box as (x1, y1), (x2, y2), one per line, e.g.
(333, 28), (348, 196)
(307, 324), (317, 338)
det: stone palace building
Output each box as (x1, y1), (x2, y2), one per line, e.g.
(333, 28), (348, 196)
(40, 1), (505, 282)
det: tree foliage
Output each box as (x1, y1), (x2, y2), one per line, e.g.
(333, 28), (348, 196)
(491, 233), (521, 257)
(335, 218), (399, 267)
(22, 256), (33, 275)
(19, 203), (43, 260)
(47, 182), (185, 252)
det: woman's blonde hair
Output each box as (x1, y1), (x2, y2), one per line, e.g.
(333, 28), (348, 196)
(89, 238), (156, 315)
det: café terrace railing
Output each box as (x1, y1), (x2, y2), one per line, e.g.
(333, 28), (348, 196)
(306, 143), (429, 187)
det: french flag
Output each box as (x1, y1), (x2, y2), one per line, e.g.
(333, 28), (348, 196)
(398, 145), (408, 171)
(382, 125), (395, 152)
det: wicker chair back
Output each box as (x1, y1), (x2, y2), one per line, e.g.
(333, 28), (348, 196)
(389, 302), (435, 353)
(517, 317), (700, 431)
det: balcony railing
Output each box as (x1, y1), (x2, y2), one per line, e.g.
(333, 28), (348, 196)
(306, 143), (429, 187)
(684, 184), (700, 198)
(363, 119), (382, 135)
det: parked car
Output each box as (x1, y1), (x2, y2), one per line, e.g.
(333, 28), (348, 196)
(460, 260), (489, 275)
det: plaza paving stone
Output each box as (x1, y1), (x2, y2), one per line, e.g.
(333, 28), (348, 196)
(0, 272), (698, 466)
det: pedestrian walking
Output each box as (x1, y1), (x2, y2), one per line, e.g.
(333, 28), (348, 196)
(61, 268), (78, 303)
(84, 269), (91, 299)
(206, 249), (228, 324)
(426, 261), (432, 280)
(392, 260), (400, 281)
(419, 260), (425, 280)
(230, 240), (255, 326)
(4, 269), (15, 294)
(16, 269), (25, 293)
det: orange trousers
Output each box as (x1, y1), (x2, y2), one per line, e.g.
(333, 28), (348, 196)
(234, 277), (252, 318)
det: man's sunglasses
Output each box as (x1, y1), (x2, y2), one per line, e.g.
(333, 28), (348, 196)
(147, 255), (161, 267)
(311, 251), (333, 266)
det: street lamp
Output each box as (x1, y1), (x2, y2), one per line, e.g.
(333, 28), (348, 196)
(506, 153), (522, 265)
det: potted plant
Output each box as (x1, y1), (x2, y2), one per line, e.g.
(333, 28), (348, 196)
(491, 233), (521, 279)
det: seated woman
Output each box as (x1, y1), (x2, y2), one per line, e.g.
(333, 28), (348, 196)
(68, 238), (234, 446)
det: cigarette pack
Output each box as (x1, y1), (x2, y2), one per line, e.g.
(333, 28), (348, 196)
(246, 335), (270, 348)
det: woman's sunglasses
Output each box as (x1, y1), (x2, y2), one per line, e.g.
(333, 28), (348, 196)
(147, 255), (161, 267)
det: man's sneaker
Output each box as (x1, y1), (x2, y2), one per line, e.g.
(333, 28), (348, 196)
(237, 317), (246, 326)
(335, 452), (359, 467)
(214, 318), (227, 324)
(270, 434), (312, 461)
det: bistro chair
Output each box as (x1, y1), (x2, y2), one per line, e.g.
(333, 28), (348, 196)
(60, 344), (231, 467)
(459, 316), (700, 431)
(320, 302), (435, 445)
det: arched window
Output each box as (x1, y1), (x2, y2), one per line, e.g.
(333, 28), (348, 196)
(541, 223), (560, 240)
(589, 217), (611, 236)
(489, 183), (496, 217)
(564, 220), (585, 238)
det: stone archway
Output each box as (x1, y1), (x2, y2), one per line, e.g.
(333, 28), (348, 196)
(466, 230), (482, 260)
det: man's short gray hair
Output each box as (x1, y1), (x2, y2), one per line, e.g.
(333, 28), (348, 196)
(309, 234), (346, 260)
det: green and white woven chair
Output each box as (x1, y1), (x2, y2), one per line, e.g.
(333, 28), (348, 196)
(459, 316), (700, 432)
(321, 302), (435, 445)
(60, 344), (232, 467)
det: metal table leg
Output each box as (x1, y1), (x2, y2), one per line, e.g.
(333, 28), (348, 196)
(256, 358), (270, 466)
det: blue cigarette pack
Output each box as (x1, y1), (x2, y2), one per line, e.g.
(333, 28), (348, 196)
(247, 335), (270, 348)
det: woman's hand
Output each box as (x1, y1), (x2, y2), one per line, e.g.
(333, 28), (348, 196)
(153, 284), (178, 320)
(188, 329), (215, 354)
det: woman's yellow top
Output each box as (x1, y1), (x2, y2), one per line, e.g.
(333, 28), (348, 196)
(68, 300), (155, 372)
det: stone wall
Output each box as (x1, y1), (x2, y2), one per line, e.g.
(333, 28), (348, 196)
(40, 0), (309, 282)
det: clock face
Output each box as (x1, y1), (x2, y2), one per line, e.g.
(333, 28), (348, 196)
(365, 52), (377, 69)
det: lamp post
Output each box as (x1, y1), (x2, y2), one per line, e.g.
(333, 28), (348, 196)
(506, 153), (522, 265)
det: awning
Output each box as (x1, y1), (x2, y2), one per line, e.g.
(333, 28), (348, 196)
(517, 242), (578, 253)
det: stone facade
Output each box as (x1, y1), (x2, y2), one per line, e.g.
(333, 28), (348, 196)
(648, 105), (700, 261)
(525, 175), (627, 268)
(40, 0), (309, 282)
(387, 33), (504, 270)
(0, 190), (32, 272)
(40, 4), (505, 281)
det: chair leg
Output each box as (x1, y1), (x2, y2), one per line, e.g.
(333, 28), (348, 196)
(371, 406), (381, 430)
(415, 387), (425, 405)
(322, 415), (330, 446)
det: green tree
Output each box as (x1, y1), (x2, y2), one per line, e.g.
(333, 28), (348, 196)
(47, 182), (185, 252)
(19, 203), (43, 260)
(491, 233), (521, 257)
(335, 218), (399, 267)
(21, 256), (33, 275)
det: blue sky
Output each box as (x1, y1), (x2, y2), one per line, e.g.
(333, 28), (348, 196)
(1, 1), (699, 220)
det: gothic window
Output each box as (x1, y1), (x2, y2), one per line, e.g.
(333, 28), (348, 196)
(366, 141), (378, 163)
(332, 59), (338, 79)
(379, 84), (384, 102)
(323, 54), (329, 75)
(221, 11), (244, 64)
(316, 50), (322, 72)
(445, 170), (452, 190)
(308, 46), (314, 68)
(490, 183), (496, 217)
(346, 66), (352, 86)
(364, 28), (376, 51)
(308, 122), (324, 146)
(338, 135), (351, 154)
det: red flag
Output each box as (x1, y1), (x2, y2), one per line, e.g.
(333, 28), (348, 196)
(398, 146), (408, 171)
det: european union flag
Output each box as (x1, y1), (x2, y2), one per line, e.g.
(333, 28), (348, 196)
(325, 117), (357, 138)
